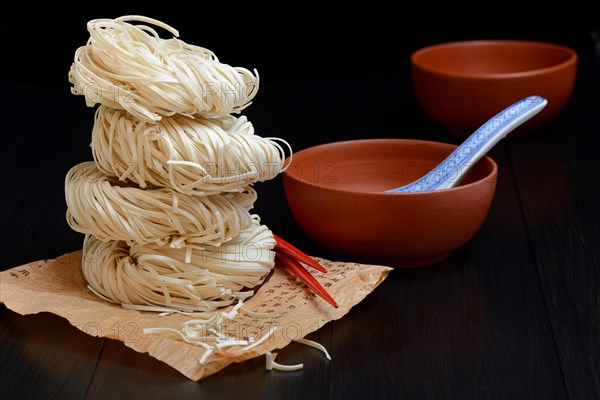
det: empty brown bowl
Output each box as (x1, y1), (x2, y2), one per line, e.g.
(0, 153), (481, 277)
(411, 40), (577, 137)
(282, 139), (498, 268)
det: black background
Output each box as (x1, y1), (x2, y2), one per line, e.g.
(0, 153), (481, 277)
(1, 9), (598, 89)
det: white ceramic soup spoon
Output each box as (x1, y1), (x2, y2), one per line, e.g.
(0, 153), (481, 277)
(387, 95), (548, 193)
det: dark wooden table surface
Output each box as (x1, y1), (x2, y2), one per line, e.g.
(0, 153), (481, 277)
(1, 50), (598, 399)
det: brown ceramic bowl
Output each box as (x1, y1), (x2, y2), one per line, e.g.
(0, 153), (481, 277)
(282, 139), (498, 268)
(411, 40), (577, 137)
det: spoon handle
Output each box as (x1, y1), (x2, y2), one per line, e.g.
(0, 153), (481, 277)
(388, 95), (548, 193)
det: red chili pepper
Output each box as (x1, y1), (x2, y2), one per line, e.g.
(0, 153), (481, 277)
(273, 234), (328, 273)
(277, 251), (339, 308)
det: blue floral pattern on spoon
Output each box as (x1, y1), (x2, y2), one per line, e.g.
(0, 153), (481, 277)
(388, 96), (548, 193)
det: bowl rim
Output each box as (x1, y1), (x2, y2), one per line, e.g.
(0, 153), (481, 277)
(283, 138), (498, 196)
(411, 39), (578, 79)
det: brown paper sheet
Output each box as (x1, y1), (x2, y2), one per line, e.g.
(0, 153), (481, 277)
(0, 250), (391, 380)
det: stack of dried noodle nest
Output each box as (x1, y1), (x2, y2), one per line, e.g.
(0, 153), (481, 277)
(65, 16), (290, 314)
